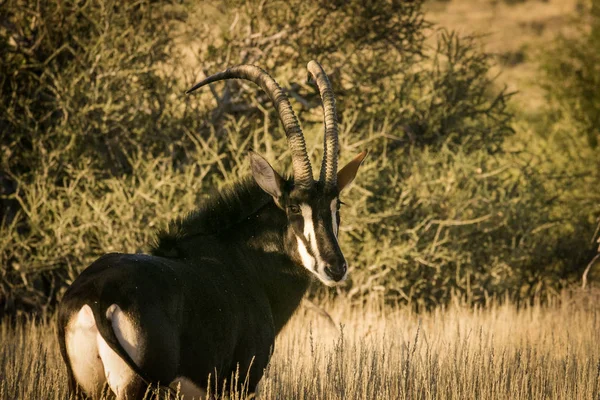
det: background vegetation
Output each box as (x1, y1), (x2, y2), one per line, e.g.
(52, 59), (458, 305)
(1, 0), (599, 318)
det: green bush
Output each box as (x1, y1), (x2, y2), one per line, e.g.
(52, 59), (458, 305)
(1, 0), (592, 316)
(192, 1), (513, 154)
(541, 0), (600, 148)
(0, 0), (190, 175)
(533, 0), (600, 292)
(340, 137), (596, 307)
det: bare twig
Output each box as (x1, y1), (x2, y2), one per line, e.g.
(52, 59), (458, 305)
(590, 217), (600, 247)
(582, 253), (600, 290)
(301, 298), (339, 333)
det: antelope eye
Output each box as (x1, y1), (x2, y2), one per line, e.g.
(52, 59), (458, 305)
(288, 205), (301, 214)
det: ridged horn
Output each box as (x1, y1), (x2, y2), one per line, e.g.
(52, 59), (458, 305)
(186, 65), (314, 188)
(307, 60), (339, 191)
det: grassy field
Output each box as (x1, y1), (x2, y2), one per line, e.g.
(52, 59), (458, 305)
(1, 291), (599, 399)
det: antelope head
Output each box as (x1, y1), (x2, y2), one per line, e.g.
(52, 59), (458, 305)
(187, 61), (366, 286)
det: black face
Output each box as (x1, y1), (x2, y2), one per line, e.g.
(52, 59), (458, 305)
(281, 184), (348, 286)
(249, 150), (366, 286)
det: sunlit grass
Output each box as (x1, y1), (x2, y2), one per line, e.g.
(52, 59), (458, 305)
(1, 290), (599, 399)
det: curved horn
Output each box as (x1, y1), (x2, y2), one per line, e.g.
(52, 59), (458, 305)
(307, 60), (339, 191)
(187, 65), (314, 188)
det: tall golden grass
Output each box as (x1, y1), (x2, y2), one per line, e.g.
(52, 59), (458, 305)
(1, 290), (599, 399)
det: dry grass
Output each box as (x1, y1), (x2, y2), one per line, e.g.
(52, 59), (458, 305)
(1, 291), (599, 399)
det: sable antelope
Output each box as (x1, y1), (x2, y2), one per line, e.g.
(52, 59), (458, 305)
(57, 60), (366, 399)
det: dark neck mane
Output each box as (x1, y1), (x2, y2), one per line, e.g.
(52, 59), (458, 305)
(151, 177), (271, 257)
(150, 175), (311, 333)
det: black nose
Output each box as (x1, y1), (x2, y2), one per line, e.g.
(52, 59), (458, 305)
(325, 263), (347, 281)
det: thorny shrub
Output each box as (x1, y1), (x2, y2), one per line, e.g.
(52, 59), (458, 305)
(0, 0), (594, 316)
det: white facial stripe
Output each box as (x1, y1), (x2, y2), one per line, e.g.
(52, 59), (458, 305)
(300, 204), (325, 268)
(300, 203), (314, 241)
(330, 198), (338, 237)
(296, 237), (315, 271)
(294, 203), (345, 287)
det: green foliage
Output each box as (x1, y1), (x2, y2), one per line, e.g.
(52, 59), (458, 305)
(194, 0), (513, 154)
(0, 0), (193, 176)
(542, 0), (600, 148)
(0, 0), (592, 315)
(340, 137), (595, 307)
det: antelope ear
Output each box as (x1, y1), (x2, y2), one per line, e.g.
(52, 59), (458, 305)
(337, 150), (368, 193)
(250, 151), (284, 199)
